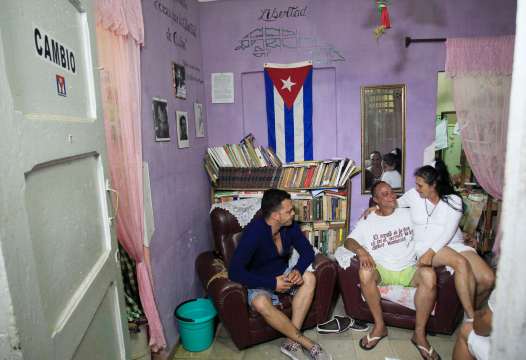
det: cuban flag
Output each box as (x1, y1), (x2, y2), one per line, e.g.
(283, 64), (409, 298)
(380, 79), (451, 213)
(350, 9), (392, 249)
(264, 61), (313, 163)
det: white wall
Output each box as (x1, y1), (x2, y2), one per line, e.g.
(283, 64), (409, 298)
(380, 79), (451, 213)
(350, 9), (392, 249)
(492, 0), (526, 358)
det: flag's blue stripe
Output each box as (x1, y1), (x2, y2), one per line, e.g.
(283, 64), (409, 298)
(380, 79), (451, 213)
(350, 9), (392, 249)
(303, 68), (313, 160)
(284, 105), (295, 162)
(264, 70), (276, 152)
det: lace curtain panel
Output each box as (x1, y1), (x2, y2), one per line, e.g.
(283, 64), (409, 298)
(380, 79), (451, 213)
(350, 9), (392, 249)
(445, 35), (514, 254)
(96, 0), (166, 351)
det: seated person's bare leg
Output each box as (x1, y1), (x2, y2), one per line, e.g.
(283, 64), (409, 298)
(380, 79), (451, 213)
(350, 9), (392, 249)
(432, 247), (476, 318)
(291, 272), (316, 330)
(358, 267), (388, 345)
(410, 267), (438, 359)
(251, 293), (315, 350)
(453, 322), (476, 360)
(460, 251), (495, 309)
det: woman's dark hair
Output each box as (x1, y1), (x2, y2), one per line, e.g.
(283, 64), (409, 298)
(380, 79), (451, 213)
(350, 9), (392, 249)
(382, 153), (398, 168)
(414, 160), (463, 212)
(261, 189), (291, 219)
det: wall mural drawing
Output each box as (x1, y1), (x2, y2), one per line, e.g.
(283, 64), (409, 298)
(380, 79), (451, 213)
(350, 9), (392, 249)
(183, 61), (204, 84)
(234, 27), (345, 65)
(166, 27), (187, 50)
(258, 6), (308, 21)
(153, 0), (198, 38)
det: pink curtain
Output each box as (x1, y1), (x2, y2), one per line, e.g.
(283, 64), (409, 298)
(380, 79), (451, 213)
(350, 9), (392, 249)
(95, 0), (166, 351)
(445, 35), (514, 254)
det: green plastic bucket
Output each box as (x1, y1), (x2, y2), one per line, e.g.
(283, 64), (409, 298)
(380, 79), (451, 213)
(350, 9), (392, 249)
(174, 298), (217, 352)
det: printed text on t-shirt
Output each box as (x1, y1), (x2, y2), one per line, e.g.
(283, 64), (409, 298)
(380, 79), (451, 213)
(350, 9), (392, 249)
(371, 226), (413, 250)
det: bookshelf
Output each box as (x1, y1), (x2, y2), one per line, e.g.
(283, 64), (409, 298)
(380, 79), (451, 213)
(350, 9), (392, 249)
(210, 178), (353, 257)
(204, 135), (360, 256)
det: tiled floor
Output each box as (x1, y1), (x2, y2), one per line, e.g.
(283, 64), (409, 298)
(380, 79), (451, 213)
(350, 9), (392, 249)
(173, 297), (458, 360)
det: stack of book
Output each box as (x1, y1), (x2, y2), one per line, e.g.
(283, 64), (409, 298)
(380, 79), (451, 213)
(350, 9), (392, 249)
(204, 134), (282, 186)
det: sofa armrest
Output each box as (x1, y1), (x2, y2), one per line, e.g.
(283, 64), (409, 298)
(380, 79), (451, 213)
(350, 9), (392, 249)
(311, 254), (338, 323)
(339, 256), (363, 301)
(195, 251), (252, 347)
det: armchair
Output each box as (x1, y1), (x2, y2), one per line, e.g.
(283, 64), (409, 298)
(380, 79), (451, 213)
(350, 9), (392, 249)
(338, 257), (463, 334)
(196, 207), (339, 349)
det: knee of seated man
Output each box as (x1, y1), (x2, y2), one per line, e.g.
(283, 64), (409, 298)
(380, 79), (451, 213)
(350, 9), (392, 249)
(418, 267), (437, 287)
(302, 271), (316, 289)
(358, 267), (377, 283)
(251, 293), (273, 315)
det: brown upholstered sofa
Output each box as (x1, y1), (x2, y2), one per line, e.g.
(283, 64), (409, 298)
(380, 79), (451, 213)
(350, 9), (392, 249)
(338, 257), (463, 334)
(195, 207), (339, 349)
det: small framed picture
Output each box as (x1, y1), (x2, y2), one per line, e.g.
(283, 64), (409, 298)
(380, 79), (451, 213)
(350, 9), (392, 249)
(176, 111), (190, 148)
(172, 62), (187, 99)
(194, 102), (205, 138)
(152, 98), (170, 141)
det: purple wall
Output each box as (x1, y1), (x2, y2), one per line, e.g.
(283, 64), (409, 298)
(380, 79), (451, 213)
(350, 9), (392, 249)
(140, 0), (210, 349)
(140, 0), (516, 349)
(200, 0), (516, 225)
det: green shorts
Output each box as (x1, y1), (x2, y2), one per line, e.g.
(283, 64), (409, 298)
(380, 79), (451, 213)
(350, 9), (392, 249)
(377, 264), (416, 287)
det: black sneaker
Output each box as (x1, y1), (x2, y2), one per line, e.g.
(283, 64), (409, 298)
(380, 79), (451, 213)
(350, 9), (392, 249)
(316, 315), (369, 334)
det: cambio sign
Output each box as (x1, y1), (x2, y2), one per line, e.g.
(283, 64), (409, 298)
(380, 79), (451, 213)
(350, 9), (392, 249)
(34, 27), (77, 74)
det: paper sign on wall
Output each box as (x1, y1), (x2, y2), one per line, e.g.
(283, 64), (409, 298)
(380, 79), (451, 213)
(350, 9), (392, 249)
(211, 72), (234, 103)
(435, 117), (448, 150)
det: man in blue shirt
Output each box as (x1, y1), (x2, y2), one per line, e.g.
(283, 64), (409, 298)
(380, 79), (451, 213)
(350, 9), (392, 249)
(229, 189), (332, 360)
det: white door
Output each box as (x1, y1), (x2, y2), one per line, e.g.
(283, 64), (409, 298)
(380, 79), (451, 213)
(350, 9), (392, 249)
(0, 1), (129, 359)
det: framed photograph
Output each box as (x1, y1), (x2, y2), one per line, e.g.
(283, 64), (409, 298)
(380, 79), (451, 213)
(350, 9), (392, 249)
(194, 102), (205, 138)
(152, 97), (170, 141)
(176, 111), (190, 148)
(172, 62), (187, 99)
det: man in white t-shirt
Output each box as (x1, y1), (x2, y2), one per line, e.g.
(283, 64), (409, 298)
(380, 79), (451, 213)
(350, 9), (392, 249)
(453, 290), (496, 360)
(345, 181), (439, 359)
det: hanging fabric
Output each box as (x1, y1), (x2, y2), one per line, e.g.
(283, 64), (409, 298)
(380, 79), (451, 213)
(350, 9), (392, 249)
(445, 35), (515, 255)
(95, 0), (167, 351)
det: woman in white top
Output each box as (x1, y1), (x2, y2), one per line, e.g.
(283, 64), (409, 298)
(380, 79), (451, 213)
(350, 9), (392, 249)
(398, 161), (495, 319)
(381, 153), (402, 189)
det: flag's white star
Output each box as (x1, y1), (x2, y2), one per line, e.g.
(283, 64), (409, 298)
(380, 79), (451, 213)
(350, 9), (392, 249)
(281, 76), (296, 92)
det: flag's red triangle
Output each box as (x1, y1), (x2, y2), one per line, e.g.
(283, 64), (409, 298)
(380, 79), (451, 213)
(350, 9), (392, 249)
(265, 64), (312, 109)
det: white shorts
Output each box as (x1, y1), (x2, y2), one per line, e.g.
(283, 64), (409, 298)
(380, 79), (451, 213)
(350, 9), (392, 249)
(415, 242), (476, 258)
(467, 330), (490, 360)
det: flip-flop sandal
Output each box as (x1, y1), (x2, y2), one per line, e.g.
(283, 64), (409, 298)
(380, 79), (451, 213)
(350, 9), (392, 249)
(359, 333), (387, 351)
(410, 339), (442, 360)
(316, 316), (351, 334)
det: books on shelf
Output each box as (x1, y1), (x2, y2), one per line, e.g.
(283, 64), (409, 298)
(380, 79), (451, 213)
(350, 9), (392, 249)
(291, 190), (347, 222)
(300, 222), (346, 256)
(203, 134), (360, 189)
(276, 159), (359, 189)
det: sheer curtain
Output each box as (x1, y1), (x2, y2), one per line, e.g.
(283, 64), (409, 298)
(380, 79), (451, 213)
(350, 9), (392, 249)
(446, 35), (515, 254)
(95, 0), (166, 351)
